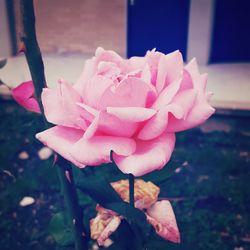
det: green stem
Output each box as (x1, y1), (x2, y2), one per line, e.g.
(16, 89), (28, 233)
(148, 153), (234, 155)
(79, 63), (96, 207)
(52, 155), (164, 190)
(19, 0), (45, 114)
(19, 1), (88, 249)
(129, 174), (135, 207)
(57, 158), (88, 249)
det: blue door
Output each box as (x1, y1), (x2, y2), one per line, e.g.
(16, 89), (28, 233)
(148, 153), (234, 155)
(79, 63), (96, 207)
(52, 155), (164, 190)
(210, 0), (250, 63)
(127, 0), (190, 60)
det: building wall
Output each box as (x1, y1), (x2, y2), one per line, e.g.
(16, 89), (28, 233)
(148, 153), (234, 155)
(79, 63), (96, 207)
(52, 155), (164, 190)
(14, 0), (126, 56)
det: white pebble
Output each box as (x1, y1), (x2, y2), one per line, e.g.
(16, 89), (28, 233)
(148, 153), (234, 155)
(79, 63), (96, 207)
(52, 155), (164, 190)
(92, 243), (99, 250)
(18, 151), (29, 160)
(103, 239), (113, 248)
(175, 167), (181, 173)
(182, 161), (188, 166)
(19, 196), (35, 207)
(38, 147), (53, 160)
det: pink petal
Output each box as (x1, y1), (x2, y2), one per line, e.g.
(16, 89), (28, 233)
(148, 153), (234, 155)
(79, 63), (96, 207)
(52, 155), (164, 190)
(166, 101), (215, 132)
(155, 55), (168, 93)
(142, 72), (195, 139)
(164, 51), (183, 85)
(42, 80), (86, 129)
(145, 50), (163, 85)
(83, 114), (99, 139)
(74, 48), (122, 95)
(84, 110), (138, 138)
(74, 58), (95, 94)
(141, 63), (152, 84)
(98, 111), (138, 137)
(185, 58), (207, 92)
(156, 50), (183, 93)
(107, 107), (156, 122)
(171, 89), (198, 119)
(12, 81), (40, 113)
(152, 78), (182, 110)
(199, 73), (208, 92)
(113, 133), (175, 176)
(147, 200), (180, 243)
(128, 56), (146, 72)
(76, 102), (99, 116)
(99, 77), (156, 109)
(36, 126), (85, 168)
(166, 60), (215, 132)
(12, 81), (34, 99)
(95, 47), (122, 65)
(70, 136), (136, 166)
(97, 61), (120, 79)
(20, 98), (40, 113)
(179, 69), (193, 91)
(206, 91), (213, 101)
(138, 105), (183, 140)
(83, 75), (114, 109)
(95, 47), (105, 56)
(137, 109), (168, 140)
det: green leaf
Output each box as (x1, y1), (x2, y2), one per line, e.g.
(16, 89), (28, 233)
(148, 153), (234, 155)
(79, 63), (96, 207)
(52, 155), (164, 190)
(106, 202), (151, 249)
(76, 177), (151, 249)
(49, 212), (73, 246)
(77, 190), (93, 206)
(105, 202), (146, 224)
(143, 162), (177, 184)
(76, 176), (123, 207)
(109, 220), (136, 250)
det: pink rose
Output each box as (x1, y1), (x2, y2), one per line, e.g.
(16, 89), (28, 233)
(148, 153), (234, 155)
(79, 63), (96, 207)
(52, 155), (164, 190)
(15, 48), (214, 176)
(12, 80), (40, 113)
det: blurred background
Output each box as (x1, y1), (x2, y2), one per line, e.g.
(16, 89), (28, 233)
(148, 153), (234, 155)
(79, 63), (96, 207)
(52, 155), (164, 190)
(1, 0), (250, 109)
(0, 0), (250, 250)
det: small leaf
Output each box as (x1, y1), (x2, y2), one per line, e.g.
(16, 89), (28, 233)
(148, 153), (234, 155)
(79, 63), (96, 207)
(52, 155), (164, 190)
(49, 212), (73, 246)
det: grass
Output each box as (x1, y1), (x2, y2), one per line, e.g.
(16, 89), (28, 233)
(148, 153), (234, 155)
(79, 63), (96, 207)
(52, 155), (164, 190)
(0, 101), (250, 250)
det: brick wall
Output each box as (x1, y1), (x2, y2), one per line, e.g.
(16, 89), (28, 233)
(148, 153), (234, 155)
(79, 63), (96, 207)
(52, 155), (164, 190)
(14, 0), (126, 55)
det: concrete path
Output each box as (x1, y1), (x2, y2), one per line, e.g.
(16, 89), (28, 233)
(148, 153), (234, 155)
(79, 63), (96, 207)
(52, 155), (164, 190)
(1, 54), (250, 111)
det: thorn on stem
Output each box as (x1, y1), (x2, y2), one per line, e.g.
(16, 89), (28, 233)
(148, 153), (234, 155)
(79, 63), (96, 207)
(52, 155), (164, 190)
(65, 170), (72, 183)
(110, 150), (114, 162)
(52, 154), (58, 166)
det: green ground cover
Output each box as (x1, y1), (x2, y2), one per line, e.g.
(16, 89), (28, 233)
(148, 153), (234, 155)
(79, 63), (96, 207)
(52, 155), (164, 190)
(0, 101), (250, 250)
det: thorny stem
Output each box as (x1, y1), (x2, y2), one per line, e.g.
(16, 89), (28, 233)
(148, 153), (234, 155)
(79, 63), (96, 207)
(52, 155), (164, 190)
(19, 1), (88, 249)
(57, 158), (88, 250)
(19, 0), (45, 114)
